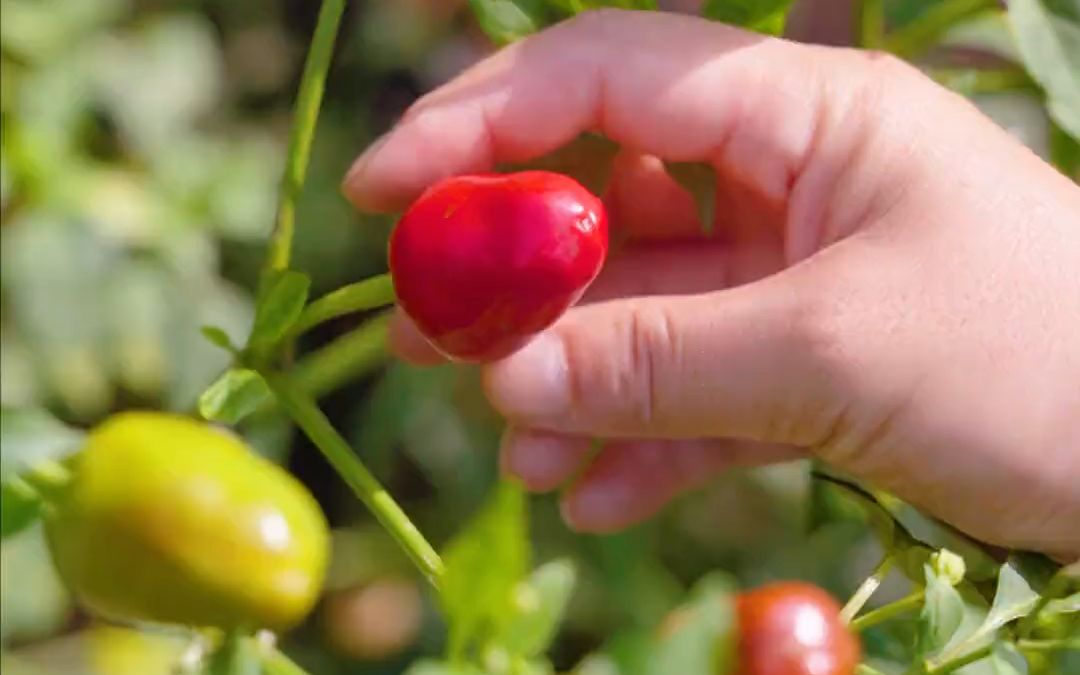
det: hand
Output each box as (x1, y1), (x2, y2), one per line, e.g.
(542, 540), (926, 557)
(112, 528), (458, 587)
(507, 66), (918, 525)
(344, 10), (1080, 560)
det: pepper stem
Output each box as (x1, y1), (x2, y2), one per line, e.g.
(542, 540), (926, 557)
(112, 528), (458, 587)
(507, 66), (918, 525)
(264, 371), (445, 588)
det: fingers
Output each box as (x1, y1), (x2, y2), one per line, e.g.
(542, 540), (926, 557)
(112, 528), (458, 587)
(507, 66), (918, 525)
(604, 151), (703, 240)
(344, 9), (848, 213)
(388, 240), (747, 364)
(499, 429), (594, 492)
(500, 434), (802, 532)
(482, 267), (835, 444)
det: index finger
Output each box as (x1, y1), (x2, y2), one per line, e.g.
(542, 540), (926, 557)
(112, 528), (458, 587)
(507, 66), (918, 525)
(343, 9), (848, 212)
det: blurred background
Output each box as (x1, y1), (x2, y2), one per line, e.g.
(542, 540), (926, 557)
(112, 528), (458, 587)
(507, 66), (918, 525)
(0, 1), (1072, 673)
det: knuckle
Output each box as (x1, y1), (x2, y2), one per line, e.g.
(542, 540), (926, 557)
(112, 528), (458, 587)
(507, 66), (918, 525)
(562, 304), (680, 430)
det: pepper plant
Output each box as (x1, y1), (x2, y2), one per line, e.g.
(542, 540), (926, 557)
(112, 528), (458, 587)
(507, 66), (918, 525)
(1, 1), (1077, 674)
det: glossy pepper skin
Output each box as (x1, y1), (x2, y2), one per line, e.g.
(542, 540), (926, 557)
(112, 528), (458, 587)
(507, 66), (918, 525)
(735, 582), (860, 675)
(389, 170), (608, 362)
(44, 412), (330, 631)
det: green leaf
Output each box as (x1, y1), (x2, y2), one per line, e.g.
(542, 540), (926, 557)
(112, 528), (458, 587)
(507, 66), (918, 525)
(1007, 0), (1080, 139)
(0, 407), (84, 481)
(497, 558), (578, 658)
(1050, 122), (1080, 177)
(990, 641), (1029, 674)
(547, 1), (658, 15)
(247, 270), (310, 356)
(663, 162), (717, 236)
(0, 407), (84, 539)
(198, 368), (272, 425)
(200, 325), (238, 353)
(645, 573), (736, 675)
(1043, 591), (1080, 615)
(929, 559), (1043, 668)
(469, 0), (549, 45)
(1, 479), (43, 540)
(440, 480), (530, 660)
(918, 563), (967, 658)
(701, 0), (796, 35)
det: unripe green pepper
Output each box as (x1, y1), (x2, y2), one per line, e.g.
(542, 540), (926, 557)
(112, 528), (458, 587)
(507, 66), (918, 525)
(44, 412), (329, 631)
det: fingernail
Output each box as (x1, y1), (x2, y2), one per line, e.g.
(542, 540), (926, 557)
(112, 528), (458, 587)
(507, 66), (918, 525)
(342, 132), (391, 194)
(500, 429), (589, 492)
(484, 333), (571, 423)
(560, 479), (628, 533)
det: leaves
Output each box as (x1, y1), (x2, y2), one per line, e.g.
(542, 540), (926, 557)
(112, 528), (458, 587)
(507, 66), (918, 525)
(927, 558), (1043, 669)
(644, 573), (736, 675)
(0, 407), (84, 539)
(440, 480), (530, 660)
(700, 0), (796, 35)
(497, 558), (578, 658)
(990, 642), (1029, 674)
(917, 564), (967, 659)
(1007, 0), (1080, 139)
(200, 325), (238, 353)
(246, 269), (310, 358)
(198, 368), (272, 425)
(663, 162), (717, 236)
(469, 0), (549, 44)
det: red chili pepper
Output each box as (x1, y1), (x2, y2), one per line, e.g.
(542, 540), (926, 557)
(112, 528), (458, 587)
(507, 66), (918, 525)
(736, 582), (861, 675)
(390, 170), (608, 362)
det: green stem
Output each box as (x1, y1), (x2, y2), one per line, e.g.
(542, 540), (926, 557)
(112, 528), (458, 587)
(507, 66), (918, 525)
(885, 0), (997, 59)
(926, 643), (991, 675)
(18, 458), (75, 504)
(1018, 638), (1080, 653)
(841, 555), (894, 624)
(265, 0), (346, 273)
(259, 646), (313, 675)
(928, 68), (1039, 97)
(857, 0), (886, 49)
(291, 311), (392, 399)
(287, 274), (396, 338)
(206, 630), (257, 675)
(855, 665), (889, 675)
(264, 371), (445, 588)
(849, 590), (924, 633)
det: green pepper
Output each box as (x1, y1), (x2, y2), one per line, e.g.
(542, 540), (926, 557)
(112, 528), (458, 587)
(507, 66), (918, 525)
(44, 412), (329, 631)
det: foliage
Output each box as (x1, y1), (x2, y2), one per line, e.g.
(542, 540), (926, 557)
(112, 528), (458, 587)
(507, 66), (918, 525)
(1, 0), (1077, 674)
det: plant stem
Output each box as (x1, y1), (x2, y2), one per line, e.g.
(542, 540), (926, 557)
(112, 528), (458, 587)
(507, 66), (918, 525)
(288, 274), (396, 337)
(265, 0), (345, 273)
(885, 0), (997, 59)
(929, 68), (1039, 97)
(18, 458), (75, 504)
(259, 646), (313, 675)
(842, 555), (895, 624)
(855, 665), (889, 675)
(1018, 638), (1080, 653)
(857, 0), (886, 49)
(925, 643), (991, 675)
(206, 630), (257, 675)
(291, 311), (392, 398)
(264, 371), (445, 588)
(849, 590), (925, 633)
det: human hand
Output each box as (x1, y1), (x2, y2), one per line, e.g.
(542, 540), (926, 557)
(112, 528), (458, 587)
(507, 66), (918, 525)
(343, 10), (1080, 559)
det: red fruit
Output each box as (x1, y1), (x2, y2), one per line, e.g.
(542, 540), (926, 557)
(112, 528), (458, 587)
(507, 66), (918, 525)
(389, 171), (608, 362)
(736, 582), (860, 675)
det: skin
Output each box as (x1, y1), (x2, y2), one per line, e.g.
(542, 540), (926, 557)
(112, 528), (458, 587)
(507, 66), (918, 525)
(343, 10), (1080, 560)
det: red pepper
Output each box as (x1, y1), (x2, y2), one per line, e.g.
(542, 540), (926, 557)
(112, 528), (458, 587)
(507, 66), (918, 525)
(736, 582), (861, 675)
(389, 171), (608, 362)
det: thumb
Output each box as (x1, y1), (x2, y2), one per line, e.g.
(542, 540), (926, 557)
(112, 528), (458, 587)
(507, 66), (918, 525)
(482, 266), (836, 444)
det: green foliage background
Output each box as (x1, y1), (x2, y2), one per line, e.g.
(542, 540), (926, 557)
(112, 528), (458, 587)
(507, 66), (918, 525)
(1, 1), (1076, 674)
